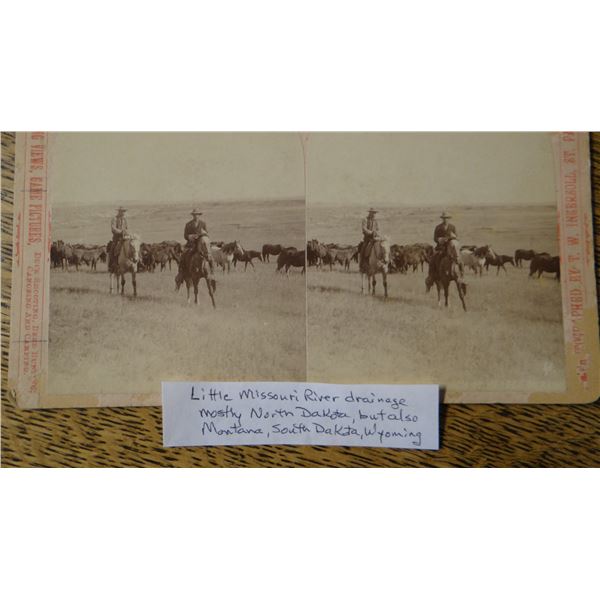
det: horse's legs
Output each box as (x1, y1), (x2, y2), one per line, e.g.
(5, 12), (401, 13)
(361, 272), (365, 294)
(456, 279), (467, 312)
(186, 281), (191, 304)
(437, 282), (442, 307)
(194, 280), (199, 304)
(120, 274), (125, 295)
(109, 272), (113, 293)
(205, 277), (216, 309)
(383, 271), (388, 298)
(132, 271), (137, 297)
(444, 282), (449, 307)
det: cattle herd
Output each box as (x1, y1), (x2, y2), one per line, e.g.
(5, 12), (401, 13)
(50, 237), (559, 281)
(306, 239), (561, 280)
(49, 239), (307, 275)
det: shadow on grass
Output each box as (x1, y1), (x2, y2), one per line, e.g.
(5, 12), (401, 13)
(52, 285), (177, 304)
(308, 282), (437, 309)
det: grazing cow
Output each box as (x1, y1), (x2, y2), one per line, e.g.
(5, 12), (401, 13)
(485, 253), (515, 275)
(233, 249), (262, 271)
(460, 249), (486, 276)
(211, 241), (244, 273)
(262, 243), (284, 262)
(413, 242), (433, 269)
(50, 242), (62, 268)
(402, 245), (424, 273)
(80, 246), (106, 271)
(159, 241), (182, 269)
(529, 255), (560, 280)
(307, 240), (320, 267)
(276, 249), (305, 275)
(61, 244), (77, 270)
(152, 246), (171, 271)
(306, 240), (329, 268)
(389, 244), (404, 273)
(330, 246), (356, 271)
(139, 243), (155, 272)
(514, 249), (536, 267)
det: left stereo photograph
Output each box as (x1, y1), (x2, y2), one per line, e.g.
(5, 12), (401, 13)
(7, 132), (307, 408)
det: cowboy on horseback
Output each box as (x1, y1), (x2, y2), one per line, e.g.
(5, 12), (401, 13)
(426, 210), (459, 287)
(358, 208), (380, 271)
(108, 206), (128, 271)
(176, 208), (215, 285)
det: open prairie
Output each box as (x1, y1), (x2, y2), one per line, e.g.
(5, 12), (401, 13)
(307, 204), (566, 392)
(48, 199), (306, 395)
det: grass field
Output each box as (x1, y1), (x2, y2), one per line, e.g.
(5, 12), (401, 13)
(48, 199), (306, 395)
(307, 204), (566, 392)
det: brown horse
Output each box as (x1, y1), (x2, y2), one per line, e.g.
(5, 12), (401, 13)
(426, 238), (467, 311)
(360, 237), (390, 298)
(176, 238), (216, 308)
(109, 235), (141, 296)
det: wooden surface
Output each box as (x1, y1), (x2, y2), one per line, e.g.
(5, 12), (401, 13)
(2, 132), (599, 467)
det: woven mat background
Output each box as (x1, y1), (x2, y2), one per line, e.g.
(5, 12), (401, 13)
(2, 132), (598, 467)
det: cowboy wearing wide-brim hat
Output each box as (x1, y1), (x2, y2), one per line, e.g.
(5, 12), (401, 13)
(109, 206), (129, 270)
(433, 211), (457, 248)
(177, 207), (215, 282)
(359, 207), (381, 269)
(426, 209), (459, 287)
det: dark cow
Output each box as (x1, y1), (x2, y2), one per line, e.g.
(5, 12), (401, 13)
(80, 246), (107, 271)
(402, 245), (424, 273)
(389, 244), (404, 273)
(276, 249), (305, 275)
(529, 255), (560, 280)
(61, 243), (77, 270)
(139, 243), (155, 272)
(159, 240), (182, 269)
(307, 240), (329, 267)
(51, 242), (62, 268)
(485, 253), (515, 275)
(262, 244), (284, 262)
(413, 242), (433, 268)
(233, 249), (262, 271)
(514, 249), (537, 267)
(330, 246), (356, 271)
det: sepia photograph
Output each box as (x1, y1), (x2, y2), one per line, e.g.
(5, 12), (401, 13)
(7, 131), (598, 407)
(45, 133), (307, 397)
(306, 133), (567, 394)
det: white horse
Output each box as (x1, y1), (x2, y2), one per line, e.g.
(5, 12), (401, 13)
(360, 235), (390, 298)
(109, 234), (141, 296)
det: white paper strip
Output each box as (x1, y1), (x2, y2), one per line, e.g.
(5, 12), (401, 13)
(162, 382), (439, 450)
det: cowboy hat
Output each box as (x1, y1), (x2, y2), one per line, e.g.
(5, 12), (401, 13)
(190, 208), (203, 215)
(116, 206), (127, 212)
(440, 211), (451, 219)
(367, 207), (378, 213)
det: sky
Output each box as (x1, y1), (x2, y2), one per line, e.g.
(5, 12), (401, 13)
(305, 132), (558, 207)
(47, 132), (559, 209)
(48, 132), (305, 206)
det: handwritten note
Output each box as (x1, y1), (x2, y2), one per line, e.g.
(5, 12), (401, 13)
(162, 382), (439, 449)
